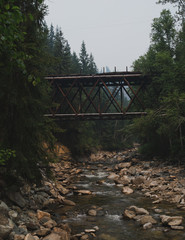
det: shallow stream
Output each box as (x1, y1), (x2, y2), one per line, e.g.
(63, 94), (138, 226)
(56, 161), (185, 240)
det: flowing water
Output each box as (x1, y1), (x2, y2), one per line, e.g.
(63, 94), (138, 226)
(56, 160), (185, 240)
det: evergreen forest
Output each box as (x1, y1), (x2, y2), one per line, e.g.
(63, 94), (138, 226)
(0, 0), (185, 183)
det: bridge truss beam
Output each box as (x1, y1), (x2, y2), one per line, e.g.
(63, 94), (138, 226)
(45, 72), (150, 120)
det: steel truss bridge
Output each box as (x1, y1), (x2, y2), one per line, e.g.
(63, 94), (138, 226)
(45, 72), (151, 120)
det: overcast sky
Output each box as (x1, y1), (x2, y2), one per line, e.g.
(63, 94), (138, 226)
(45, 0), (174, 72)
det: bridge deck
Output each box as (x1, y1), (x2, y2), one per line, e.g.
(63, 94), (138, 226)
(45, 72), (149, 87)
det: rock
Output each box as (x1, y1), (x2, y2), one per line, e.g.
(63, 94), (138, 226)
(168, 218), (183, 226)
(107, 173), (119, 180)
(58, 223), (71, 233)
(152, 200), (161, 204)
(138, 215), (157, 225)
(122, 187), (133, 195)
(7, 192), (26, 208)
(160, 215), (183, 226)
(37, 210), (51, 220)
(53, 227), (70, 240)
(93, 226), (99, 231)
(128, 166), (137, 175)
(171, 195), (182, 203)
(115, 162), (132, 170)
(33, 237), (39, 240)
(170, 226), (184, 230)
(143, 222), (153, 230)
(13, 234), (25, 240)
(24, 234), (35, 240)
(128, 206), (149, 215)
(56, 183), (69, 195)
(80, 234), (89, 240)
(43, 219), (57, 229)
(85, 229), (96, 233)
(123, 210), (136, 219)
(150, 181), (158, 187)
(0, 200), (9, 213)
(87, 209), (97, 216)
(75, 190), (92, 195)
(9, 210), (18, 220)
(0, 214), (14, 239)
(98, 233), (117, 240)
(62, 199), (76, 206)
(154, 209), (163, 214)
(114, 176), (130, 185)
(35, 227), (51, 237)
(43, 199), (56, 207)
(43, 233), (62, 240)
(18, 224), (28, 235)
(132, 176), (145, 185)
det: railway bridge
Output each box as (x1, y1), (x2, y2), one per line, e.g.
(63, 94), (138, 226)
(45, 72), (151, 120)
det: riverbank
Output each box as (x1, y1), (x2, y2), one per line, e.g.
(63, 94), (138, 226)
(1, 146), (185, 239)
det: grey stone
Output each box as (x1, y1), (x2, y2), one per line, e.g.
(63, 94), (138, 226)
(0, 200), (9, 213)
(7, 192), (26, 208)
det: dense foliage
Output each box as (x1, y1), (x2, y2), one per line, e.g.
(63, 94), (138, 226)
(131, 1), (185, 160)
(0, 0), (55, 181)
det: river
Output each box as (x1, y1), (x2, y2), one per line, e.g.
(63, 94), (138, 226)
(56, 159), (185, 240)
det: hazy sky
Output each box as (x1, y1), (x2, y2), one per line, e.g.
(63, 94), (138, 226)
(45, 0), (174, 71)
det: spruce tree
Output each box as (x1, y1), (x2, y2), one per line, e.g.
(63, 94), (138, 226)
(79, 41), (90, 74)
(89, 53), (98, 74)
(71, 52), (81, 74)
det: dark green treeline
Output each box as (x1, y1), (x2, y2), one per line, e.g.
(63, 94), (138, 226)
(129, 0), (185, 161)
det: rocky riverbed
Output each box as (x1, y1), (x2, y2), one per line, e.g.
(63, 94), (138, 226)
(1, 146), (185, 239)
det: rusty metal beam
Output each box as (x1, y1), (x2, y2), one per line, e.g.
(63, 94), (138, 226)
(45, 72), (151, 120)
